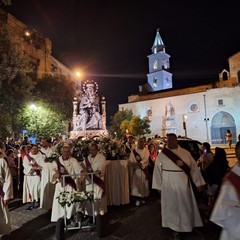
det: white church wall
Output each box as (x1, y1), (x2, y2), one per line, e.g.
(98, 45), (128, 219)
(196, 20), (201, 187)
(119, 85), (240, 143)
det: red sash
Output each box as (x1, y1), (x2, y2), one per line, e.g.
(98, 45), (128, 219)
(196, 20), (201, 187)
(27, 155), (41, 178)
(133, 149), (151, 181)
(224, 170), (240, 199)
(125, 144), (132, 154)
(0, 185), (4, 199)
(161, 148), (191, 180)
(84, 157), (105, 193)
(56, 158), (77, 191)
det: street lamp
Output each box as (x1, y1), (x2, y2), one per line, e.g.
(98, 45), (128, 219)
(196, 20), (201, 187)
(75, 71), (83, 100)
(29, 103), (38, 142)
(182, 114), (187, 138)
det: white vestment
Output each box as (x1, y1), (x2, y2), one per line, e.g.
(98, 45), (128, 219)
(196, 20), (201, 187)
(152, 146), (205, 232)
(81, 153), (107, 216)
(22, 152), (45, 203)
(210, 164), (240, 240)
(39, 147), (56, 209)
(129, 148), (149, 198)
(51, 157), (82, 222)
(0, 158), (13, 235)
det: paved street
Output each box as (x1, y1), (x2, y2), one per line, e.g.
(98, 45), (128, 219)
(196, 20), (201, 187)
(1, 191), (221, 240)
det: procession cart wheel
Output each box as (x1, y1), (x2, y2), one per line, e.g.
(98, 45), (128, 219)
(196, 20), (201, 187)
(96, 214), (104, 237)
(56, 217), (65, 240)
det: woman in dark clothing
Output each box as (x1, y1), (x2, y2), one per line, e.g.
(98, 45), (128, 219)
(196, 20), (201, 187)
(205, 147), (229, 214)
(148, 143), (158, 189)
(205, 147), (229, 186)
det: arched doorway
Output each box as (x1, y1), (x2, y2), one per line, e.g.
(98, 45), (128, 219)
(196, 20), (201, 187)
(210, 111), (236, 145)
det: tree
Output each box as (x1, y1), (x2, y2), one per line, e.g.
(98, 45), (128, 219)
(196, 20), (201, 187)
(33, 74), (75, 120)
(0, 26), (35, 137)
(127, 116), (151, 137)
(120, 119), (130, 136)
(110, 109), (134, 138)
(20, 101), (67, 138)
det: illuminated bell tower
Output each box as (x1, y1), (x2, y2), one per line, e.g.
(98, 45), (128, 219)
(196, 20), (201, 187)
(147, 29), (173, 91)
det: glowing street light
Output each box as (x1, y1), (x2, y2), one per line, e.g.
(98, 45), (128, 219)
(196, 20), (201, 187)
(25, 31), (31, 37)
(29, 103), (37, 111)
(76, 71), (81, 78)
(74, 70), (83, 100)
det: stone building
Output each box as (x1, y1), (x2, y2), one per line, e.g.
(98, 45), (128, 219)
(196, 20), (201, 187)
(119, 30), (240, 144)
(0, 8), (73, 80)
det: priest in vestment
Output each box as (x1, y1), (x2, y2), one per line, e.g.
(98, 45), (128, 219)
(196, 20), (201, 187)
(152, 133), (205, 239)
(210, 151), (240, 240)
(22, 145), (45, 210)
(0, 152), (13, 235)
(51, 145), (82, 222)
(129, 137), (149, 206)
(80, 143), (107, 216)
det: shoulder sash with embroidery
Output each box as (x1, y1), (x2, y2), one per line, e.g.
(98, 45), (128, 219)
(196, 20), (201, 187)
(84, 156), (105, 193)
(27, 154), (41, 178)
(161, 148), (191, 179)
(56, 158), (77, 191)
(133, 149), (151, 181)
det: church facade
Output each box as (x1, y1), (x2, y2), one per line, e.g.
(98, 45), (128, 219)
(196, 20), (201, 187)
(119, 30), (240, 144)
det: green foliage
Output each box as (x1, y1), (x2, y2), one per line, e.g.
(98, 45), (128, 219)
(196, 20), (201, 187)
(0, 27), (35, 137)
(0, 26), (75, 138)
(128, 116), (151, 136)
(110, 109), (151, 138)
(110, 109), (134, 138)
(120, 119), (130, 136)
(20, 101), (67, 138)
(33, 74), (75, 120)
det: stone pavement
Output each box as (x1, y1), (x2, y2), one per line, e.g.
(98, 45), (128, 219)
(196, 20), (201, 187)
(1, 191), (221, 240)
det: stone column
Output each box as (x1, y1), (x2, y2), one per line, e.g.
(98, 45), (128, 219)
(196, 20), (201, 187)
(72, 97), (78, 131)
(101, 96), (106, 130)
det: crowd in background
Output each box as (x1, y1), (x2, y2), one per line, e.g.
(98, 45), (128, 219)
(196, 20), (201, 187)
(1, 133), (240, 239)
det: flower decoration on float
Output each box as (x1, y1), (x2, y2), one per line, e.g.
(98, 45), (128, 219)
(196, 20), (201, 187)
(57, 191), (94, 208)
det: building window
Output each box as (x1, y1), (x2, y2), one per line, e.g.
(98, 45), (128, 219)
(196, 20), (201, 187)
(153, 77), (158, 88)
(190, 103), (198, 112)
(222, 72), (228, 81)
(153, 59), (158, 70)
(218, 99), (223, 105)
(147, 109), (152, 117)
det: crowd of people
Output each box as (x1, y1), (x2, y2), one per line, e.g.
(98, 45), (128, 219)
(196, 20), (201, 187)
(0, 133), (240, 239)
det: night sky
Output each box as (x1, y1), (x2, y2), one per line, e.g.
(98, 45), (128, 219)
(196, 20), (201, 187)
(5, 0), (240, 122)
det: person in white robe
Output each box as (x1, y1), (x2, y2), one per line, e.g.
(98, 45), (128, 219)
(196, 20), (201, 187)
(0, 152), (13, 235)
(80, 143), (107, 217)
(126, 135), (136, 189)
(210, 151), (240, 240)
(152, 133), (205, 239)
(51, 145), (82, 222)
(39, 138), (56, 210)
(129, 137), (150, 206)
(22, 145), (44, 210)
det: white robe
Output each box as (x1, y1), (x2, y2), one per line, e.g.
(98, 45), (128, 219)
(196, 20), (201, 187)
(39, 146), (56, 209)
(40, 161), (56, 210)
(22, 152), (45, 203)
(152, 146), (205, 232)
(0, 157), (13, 235)
(51, 157), (82, 222)
(81, 153), (107, 216)
(129, 148), (149, 198)
(210, 164), (240, 240)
